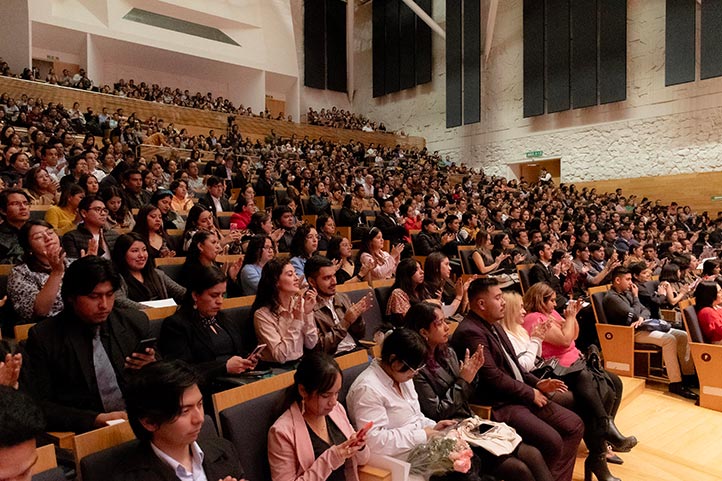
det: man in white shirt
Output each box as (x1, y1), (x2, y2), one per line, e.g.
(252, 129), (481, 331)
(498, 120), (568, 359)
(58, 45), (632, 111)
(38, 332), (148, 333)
(115, 360), (245, 481)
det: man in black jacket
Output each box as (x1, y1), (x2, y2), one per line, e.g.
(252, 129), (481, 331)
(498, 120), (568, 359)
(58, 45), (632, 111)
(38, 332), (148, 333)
(198, 176), (231, 218)
(21, 257), (156, 433)
(109, 360), (245, 481)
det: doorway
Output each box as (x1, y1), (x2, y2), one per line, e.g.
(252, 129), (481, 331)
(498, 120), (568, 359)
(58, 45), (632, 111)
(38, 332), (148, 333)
(508, 158), (561, 185)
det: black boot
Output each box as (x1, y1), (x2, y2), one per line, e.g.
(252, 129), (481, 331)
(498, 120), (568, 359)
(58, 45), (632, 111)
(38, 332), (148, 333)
(683, 374), (700, 389)
(584, 453), (621, 481)
(605, 417), (637, 452)
(669, 382), (699, 400)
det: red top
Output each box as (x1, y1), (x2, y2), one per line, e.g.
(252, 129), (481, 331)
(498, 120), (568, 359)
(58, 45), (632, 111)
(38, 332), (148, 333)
(697, 306), (722, 343)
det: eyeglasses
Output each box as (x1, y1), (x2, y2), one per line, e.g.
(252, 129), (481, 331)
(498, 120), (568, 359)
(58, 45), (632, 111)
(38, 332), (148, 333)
(400, 359), (426, 376)
(88, 207), (109, 214)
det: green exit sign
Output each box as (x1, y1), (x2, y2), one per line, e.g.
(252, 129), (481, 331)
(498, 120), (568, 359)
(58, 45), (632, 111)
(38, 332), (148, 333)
(525, 150), (543, 158)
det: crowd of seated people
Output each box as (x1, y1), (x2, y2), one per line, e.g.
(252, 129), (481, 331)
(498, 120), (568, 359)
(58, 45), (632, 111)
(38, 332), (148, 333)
(307, 106), (387, 132)
(2, 79), (722, 481)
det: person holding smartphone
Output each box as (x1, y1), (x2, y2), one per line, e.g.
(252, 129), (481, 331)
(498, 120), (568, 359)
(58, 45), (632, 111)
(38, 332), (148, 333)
(159, 266), (258, 388)
(268, 351), (370, 481)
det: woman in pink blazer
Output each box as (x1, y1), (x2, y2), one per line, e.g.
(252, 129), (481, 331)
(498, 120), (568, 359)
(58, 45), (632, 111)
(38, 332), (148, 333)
(268, 352), (371, 481)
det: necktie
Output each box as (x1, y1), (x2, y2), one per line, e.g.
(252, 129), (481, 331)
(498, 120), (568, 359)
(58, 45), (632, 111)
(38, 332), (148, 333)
(93, 327), (125, 412)
(492, 325), (524, 382)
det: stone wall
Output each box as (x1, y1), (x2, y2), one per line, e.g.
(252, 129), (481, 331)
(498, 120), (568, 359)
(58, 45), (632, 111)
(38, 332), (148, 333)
(294, 0), (722, 182)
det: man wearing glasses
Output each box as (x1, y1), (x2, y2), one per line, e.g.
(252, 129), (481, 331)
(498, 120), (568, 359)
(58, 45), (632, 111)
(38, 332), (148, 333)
(0, 189), (30, 264)
(62, 195), (119, 259)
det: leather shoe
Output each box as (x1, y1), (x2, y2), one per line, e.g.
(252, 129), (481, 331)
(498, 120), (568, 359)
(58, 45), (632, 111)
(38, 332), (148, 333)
(606, 445), (623, 465)
(669, 382), (699, 401)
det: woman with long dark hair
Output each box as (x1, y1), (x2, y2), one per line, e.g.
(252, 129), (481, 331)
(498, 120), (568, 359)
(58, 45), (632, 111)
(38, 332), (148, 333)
(289, 223), (319, 278)
(406, 302), (552, 481)
(326, 236), (370, 285)
(23, 167), (57, 205)
(99, 186), (135, 229)
(357, 227), (403, 281)
(694, 280), (722, 344)
(45, 184), (84, 235)
(268, 351), (370, 481)
(237, 234), (275, 296)
(159, 266), (258, 386)
(423, 252), (466, 317)
(252, 258), (318, 364)
(385, 258), (426, 326)
(7, 220), (68, 322)
(111, 232), (186, 309)
(132, 204), (175, 258)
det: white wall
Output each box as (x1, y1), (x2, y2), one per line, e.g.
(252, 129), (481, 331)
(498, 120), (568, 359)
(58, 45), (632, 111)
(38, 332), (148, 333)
(335, 0), (722, 182)
(0, 0), (31, 73)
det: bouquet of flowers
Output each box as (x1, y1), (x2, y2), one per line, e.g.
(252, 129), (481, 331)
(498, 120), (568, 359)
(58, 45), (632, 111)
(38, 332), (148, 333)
(407, 430), (474, 477)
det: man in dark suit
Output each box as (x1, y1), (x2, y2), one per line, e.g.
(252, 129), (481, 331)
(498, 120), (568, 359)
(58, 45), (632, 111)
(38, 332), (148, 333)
(21, 257), (156, 433)
(529, 241), (568, 311)
(198, 176), (231, 217)
(109, 360), (244, 481)
(374, 197), (407, 246)
(451, 278), (583, 481)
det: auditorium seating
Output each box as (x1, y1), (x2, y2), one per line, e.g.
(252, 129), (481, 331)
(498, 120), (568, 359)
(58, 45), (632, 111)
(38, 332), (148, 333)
(680, 299), (722, 412)
(0, 76), (425, 150)
(31, 444), (65, 481)
(589, 285), (666, 381)
(457, 245), (476, 275)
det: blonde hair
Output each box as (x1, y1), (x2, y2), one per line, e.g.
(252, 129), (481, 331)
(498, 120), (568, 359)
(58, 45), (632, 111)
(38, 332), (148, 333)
(501, 291), (529, 341)
(523, 282), (556, 314)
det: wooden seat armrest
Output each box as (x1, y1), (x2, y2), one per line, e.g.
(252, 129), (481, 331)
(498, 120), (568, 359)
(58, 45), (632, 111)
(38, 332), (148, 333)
(469, 404), (492, 420)
(359, 465), (393, 481)
(47, 431), (75, 450)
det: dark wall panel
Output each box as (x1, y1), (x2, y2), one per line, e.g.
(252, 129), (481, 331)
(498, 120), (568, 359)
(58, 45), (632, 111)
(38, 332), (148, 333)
(571, 0), (597, 108)
(446, 0), (462, 127)
(701, 0), (722, 80)
(599, 0), (626, 103)
(665, 0), (695, 86)
(523, 0), (545, 117)
(373, 0), (386, 97)
(463, 0), (481, 124)
(384, 0), (401, 94)
(304, 0), (326, 89)
(416, 0), (433, 85)
(545, 0), (570, 113)
(326, 0), (346, 92)
(399, 2), (416, 90)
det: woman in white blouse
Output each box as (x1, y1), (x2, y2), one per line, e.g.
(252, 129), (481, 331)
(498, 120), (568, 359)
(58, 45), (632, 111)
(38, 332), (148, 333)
(357, 227), (404, 281)
(346, 328), (455, 458)
(252, 258), (318, 364)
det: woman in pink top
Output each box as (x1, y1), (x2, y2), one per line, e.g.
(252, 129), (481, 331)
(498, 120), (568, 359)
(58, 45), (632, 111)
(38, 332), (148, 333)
(694, 281), (722, 344)
(268, 351), (370, 481)
(522, 283), (636, 481)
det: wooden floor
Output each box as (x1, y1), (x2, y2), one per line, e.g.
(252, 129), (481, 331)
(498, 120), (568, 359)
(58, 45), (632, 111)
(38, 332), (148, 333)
(571, 377), (722, 481)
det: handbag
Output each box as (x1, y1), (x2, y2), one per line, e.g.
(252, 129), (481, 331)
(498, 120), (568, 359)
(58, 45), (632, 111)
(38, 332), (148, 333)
(456, 416), (523, 456)
(531, 356), (559, 379)
(636, 318), (672, 333)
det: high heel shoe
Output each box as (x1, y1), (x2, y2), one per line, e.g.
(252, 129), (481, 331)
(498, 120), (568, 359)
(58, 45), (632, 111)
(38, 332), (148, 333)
(584, 453), (621, 481)
(605, 417), (637, 452)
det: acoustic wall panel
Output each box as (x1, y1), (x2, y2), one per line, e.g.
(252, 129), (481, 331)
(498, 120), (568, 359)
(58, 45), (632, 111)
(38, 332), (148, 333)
(446, 0), (463, 127)
(399, 2), (417, 90)
(326, 0), (347, 92)
(463, 0), (481, 124)
(304, 0), (326, 89)
(416, 0), (433, 85)
(545, 0), (570, 113)
(523, 0), (545, 117)
(599, 0), (627, 103)
(373, 0), (386, 97)
(384, 0), (401, 94)
(665, 0), (696, 86)
(701, 0), (722, 80)
(571, 0), (598, 108)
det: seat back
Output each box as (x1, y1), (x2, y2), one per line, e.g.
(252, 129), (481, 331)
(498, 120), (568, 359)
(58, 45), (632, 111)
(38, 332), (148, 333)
(517, 264), (533, 294)
(374, 285), (394, 322)
(221, 300), (257, 354)
(219, 388), (287, 481)
(73, 421), (136, 472)
(340, 285), (383, 340)
(589, 285), (611, 324)
(457, 246), (476, 275)
(681, 301), (705, 343)
(157, 263), (184, 284)
(339, 359), (371, 406)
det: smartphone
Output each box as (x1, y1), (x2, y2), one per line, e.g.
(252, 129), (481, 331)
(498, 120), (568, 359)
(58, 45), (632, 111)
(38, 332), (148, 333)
(471, 423), (494, 435)
(133, 338), (157, 355)
(356, 420), (373, 439)
(250, 344), (267, 357)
